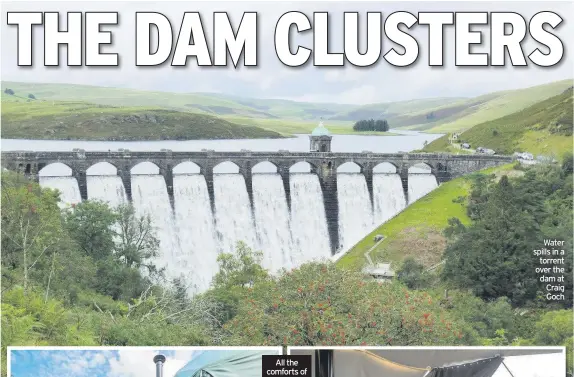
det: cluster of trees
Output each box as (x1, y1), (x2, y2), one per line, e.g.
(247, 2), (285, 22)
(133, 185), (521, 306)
(3, 88), (36, 99)
(1, 161), (572, 374)
(353, 118), (389, 132)
(442, 160), (573, 308)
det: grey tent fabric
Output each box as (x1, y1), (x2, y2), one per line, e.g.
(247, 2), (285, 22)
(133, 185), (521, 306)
(367, 348), (562, 369)
(426, 357), (503, 377)
(175, 350), (279, 377)
(290, 348), (563, 377)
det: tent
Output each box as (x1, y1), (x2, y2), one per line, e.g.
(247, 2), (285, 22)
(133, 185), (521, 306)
(174, 349), (280, 377)
(289, 348), (566, 377)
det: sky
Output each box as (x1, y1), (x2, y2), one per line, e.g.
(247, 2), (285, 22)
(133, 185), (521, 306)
(10, 349), (200, 377)
(1, 1), (573, 105)
(9, 348), (565, 377)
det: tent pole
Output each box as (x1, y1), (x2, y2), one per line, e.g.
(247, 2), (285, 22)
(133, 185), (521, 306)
(501, 360), (515, 377)
(153, 354), (166, 377)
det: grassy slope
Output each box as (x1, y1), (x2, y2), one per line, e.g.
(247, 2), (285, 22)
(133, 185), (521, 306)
(337, 164), (517, 270)
(1, 98), (282, 140)
(424, 88), (573, 157)
(358, 80), (571, 133)
(3, 79), (571, 135)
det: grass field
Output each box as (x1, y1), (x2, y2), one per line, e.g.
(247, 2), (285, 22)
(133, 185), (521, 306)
(337, 164), (517, 270)
(424, 88), (573, 158)
(1, 98), (282, 140)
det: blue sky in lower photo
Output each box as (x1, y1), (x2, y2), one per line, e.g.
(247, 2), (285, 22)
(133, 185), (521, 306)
(10, 349), (202, 377)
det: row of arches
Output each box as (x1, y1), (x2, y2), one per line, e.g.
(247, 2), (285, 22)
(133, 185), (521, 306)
(36, 161), (434, 177)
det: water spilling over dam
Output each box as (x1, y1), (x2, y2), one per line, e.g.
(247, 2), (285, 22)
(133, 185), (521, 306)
(2, 149), (512, 293)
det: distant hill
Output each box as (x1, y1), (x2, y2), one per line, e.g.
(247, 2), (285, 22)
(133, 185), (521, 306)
(1, 98), (282, 141)
(1, 81), (357, 121)
(396, 80), (573, 133)
(424, 87), (573, 157)
(2, 79), (572, 135)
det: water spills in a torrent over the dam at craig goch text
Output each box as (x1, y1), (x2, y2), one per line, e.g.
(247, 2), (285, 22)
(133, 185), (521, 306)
(38, 160), (438, 294)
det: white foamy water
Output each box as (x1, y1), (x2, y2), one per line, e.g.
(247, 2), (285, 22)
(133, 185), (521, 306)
(39, 177), (82, 209)
(173, 174), (219, 293)
(408, 174), (439, 204)
(87, 176), (127, 208)
(289, 174), (331, 263)
(337, 173), (375, 251)
(373, 174), (407, 224)
(213, 174), (257, 256)
(252, 174), (295, 272)
(131, 175), (183, 282)
(37, 166), (441, 293)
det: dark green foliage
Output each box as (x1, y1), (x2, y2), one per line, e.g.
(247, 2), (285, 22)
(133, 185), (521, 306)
(442, 165), (573, 308)
(1, 168), (572, 374)
(205, 242), (270, 323)
(353, 118), (389, 132)
(64, 201), (118, 260)
(396, 257), (432, 289)
(27, 93), (36, 99)
(4, 88), (14, 95)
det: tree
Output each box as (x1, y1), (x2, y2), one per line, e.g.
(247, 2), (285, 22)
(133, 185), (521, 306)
(442, 175), (541, 306)
(353, 118), (389, 132)
(28, 94), (36, 100)
(443, 166), (573, 308)
(206, 242), (270, 323)
(223, 262), (469, 346)
(1, 173), (66, 296)
(64, 200), (117, 261)
(396, 257), (431, 289)
(115, 204), (160, 273)
(4, 88), (14, 95)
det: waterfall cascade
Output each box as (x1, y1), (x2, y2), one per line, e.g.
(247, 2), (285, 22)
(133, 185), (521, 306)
(40, 169), (438, 293)
(39, 177), (81, 209)
(408, 174), (439, 204)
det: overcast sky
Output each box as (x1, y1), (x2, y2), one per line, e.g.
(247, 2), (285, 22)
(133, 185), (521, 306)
(2, 1), (573, 104)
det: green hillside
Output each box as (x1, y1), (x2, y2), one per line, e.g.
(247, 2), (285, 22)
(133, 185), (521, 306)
(337, 164), (517, 270)
(413, 80), (573, 133)
(1, 98), (282, 140)
(1, 81), (357, 121)
(2, 79), (571, 135)
(424, 87), (573, 157)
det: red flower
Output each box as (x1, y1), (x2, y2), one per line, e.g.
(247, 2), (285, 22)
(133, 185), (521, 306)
(423, 313), (431, 319)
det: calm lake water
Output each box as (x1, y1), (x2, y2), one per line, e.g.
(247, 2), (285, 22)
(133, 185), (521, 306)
(1, 130), (443, 153)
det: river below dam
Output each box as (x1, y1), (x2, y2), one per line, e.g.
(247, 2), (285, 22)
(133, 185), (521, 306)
(2, 130), (443, 293)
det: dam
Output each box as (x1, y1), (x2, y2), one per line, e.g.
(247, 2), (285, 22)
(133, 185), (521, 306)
(1, 128), (513, 293)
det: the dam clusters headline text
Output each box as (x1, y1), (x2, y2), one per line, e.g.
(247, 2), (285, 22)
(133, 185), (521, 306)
(6, 11), (565, 68)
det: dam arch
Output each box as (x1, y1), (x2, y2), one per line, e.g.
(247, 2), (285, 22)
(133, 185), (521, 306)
(337, 161), (362, 173)
(131, 161), (160, 175)
(1, 150), (513, 256)
(86, 162), (118, 176)
(173, 161), (201, 175)
(373, 162), (398, 174)
(213, 161), (240, 174)
(252, 161), (278, 174)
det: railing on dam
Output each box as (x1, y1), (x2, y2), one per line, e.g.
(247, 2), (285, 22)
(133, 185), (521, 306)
(1, 150), (513, 254)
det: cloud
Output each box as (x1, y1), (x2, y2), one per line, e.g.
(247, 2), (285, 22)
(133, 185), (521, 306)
(107, 349), (196, 377)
